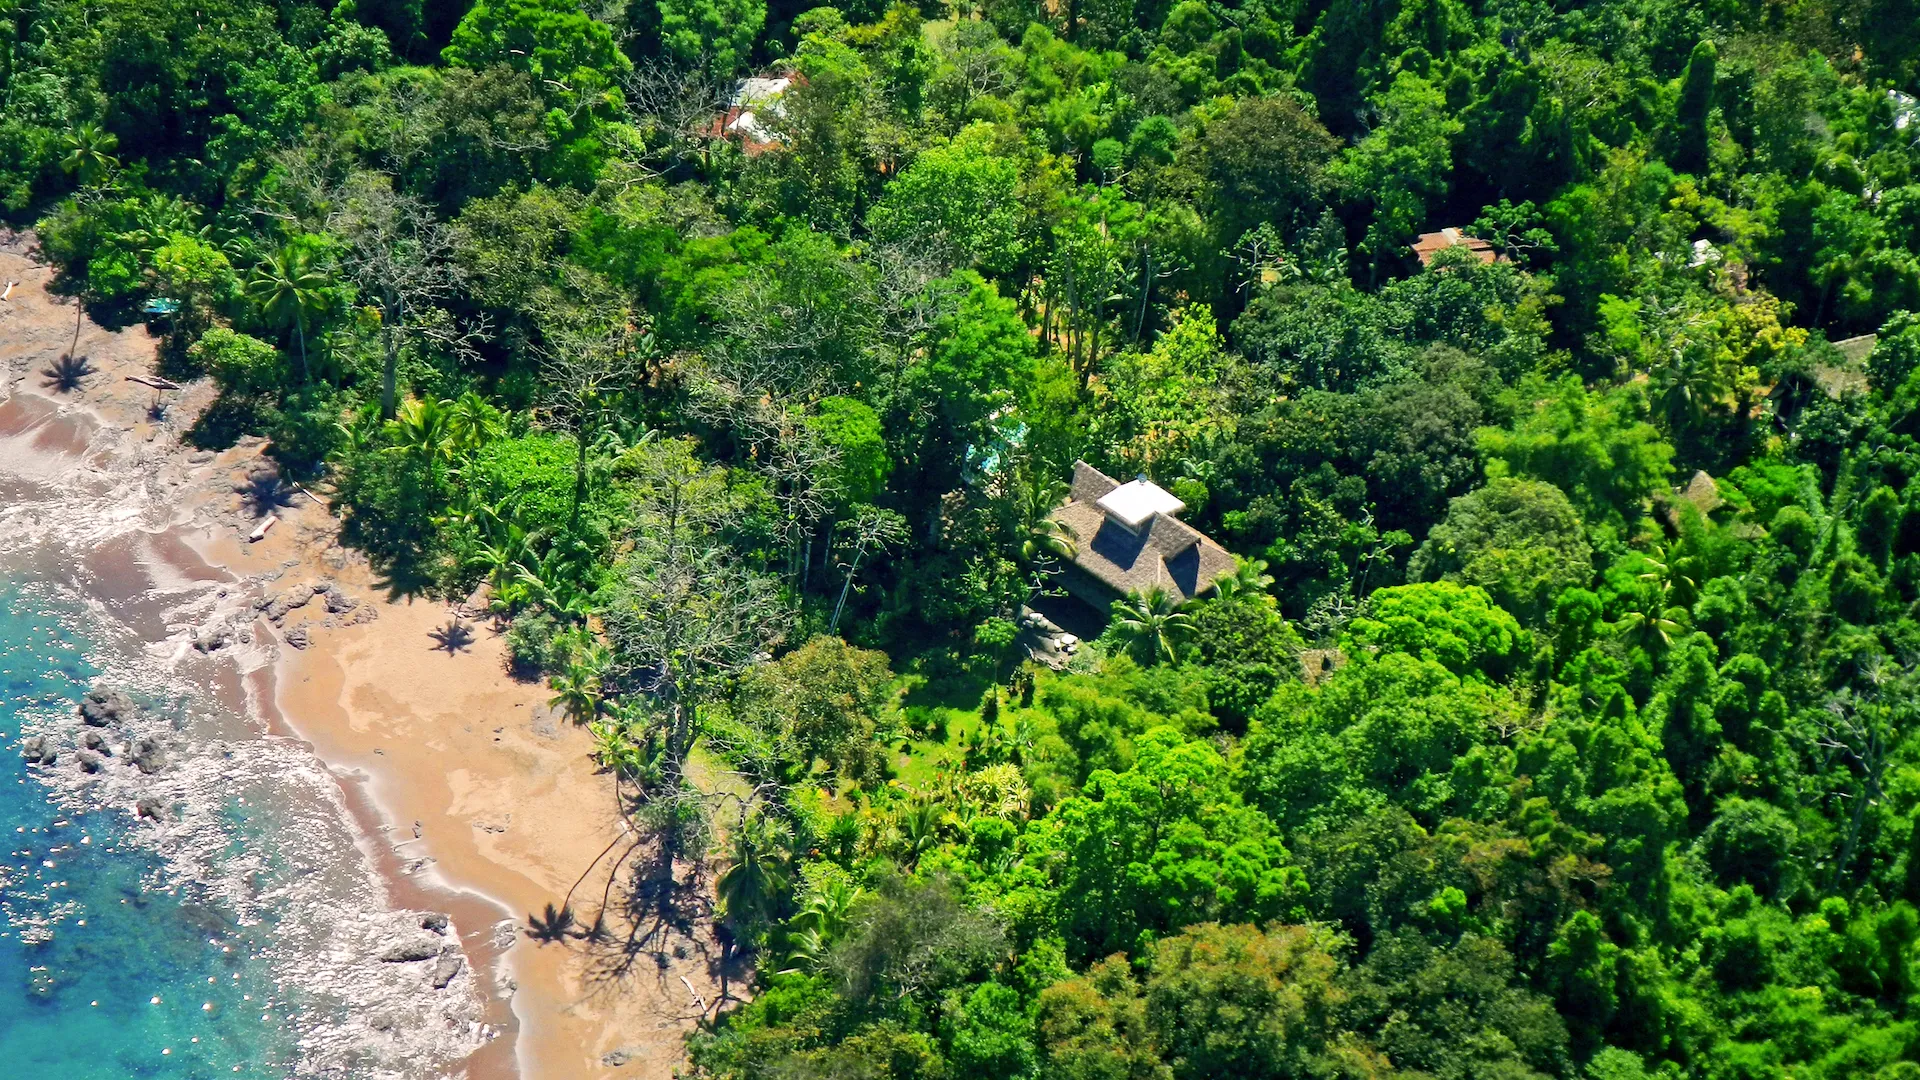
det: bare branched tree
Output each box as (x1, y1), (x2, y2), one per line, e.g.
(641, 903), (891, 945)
(1813, 658), (1905, 887)
(602, 440), (789, 800)
(861, 239), (968, 401)
(326, 173), (484, 418)
(682, 376), (844, 587)
(829, 504), (908, 635)
(538, 303), (656, 529)
(766, 422), (844, 586)
(622, 61), (734, 172)
(709, 274), (850, 402)
(248, 142), (362, 236)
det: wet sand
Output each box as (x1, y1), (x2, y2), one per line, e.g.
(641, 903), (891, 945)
(2, 234), (725, 1077)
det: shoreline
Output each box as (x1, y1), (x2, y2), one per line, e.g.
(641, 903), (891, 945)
(2, 237), (725, 1078)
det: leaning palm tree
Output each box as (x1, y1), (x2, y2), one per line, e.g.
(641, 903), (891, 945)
(1112, 585), (1195, 665)
(246, 244), (329, 383)
(547, 641), (609, 725)
(779, 877), (865, 975)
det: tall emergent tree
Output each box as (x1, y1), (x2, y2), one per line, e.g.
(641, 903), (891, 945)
(327, 173), (478, 419)
(538, 303), (655, 530)
(601, 440), (788, 797)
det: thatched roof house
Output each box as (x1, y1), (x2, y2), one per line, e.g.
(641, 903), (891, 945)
(1049, 461), (1238, 611)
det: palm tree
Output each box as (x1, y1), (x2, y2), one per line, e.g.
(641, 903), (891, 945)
(891, 799), (946, 868)
(59, 122), (118, 186)
(779, 877), (865, 975)
(445, 390), (504, 458)
(1637, 541), (1699, 606)
(246, 244), (328, 383)
(1210, 555), (1275, 600)
(1112, 586), (1195, 665)
(716, 813), (794, 941)
(383, 397), (455, 466)
(1615, 586), (1686, 653)
(336, 408), (384, 457)
(548, 641), (609, 725)
(1015, 472), (1077, 566)
(467, 524), (534, 601)
(510, 536), (599, 623)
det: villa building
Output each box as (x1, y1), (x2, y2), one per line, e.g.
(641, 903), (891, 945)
(1048, 461), (1238, 612)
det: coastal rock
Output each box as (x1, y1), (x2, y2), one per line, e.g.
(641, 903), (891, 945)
(378, 936), (443, 963)
(431, 951), (465, 989)
(20, 735), (54, 764)
(193, 627), (231, 653)
(602, 1049), (636, 1067)
(266, 585), (315, 621)
(76, 750), (104, 774)
(421, 913), (450, 934)
(79, 687), (134, 727)
(283, 625), (311, 650)
(135, 796), (166, 821)
(130, 737), (167, 775)
(343, 604), (379, 626)
(81, 730), (109, 754)
(490, 919), (518, 950)
(323, 589), (356, 614)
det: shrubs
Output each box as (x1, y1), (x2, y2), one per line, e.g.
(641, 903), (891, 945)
(505, 610), (567, 677)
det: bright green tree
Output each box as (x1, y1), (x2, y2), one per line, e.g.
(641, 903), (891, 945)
(1046, 727), (1306, 961)
(1409, 477), (1593, 625)
(658, 0), (767, 77)
(868, 123), (1023, 276)
(1477, 376), (1673, 531)
(444, 0), (631, 93)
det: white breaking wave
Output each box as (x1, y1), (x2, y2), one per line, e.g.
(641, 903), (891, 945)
(0, 387), (494, 1078)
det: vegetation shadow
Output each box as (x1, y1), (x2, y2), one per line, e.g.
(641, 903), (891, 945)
(40, 353), (94, 393)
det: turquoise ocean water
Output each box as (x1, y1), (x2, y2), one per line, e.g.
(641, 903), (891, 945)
(0, 578), (293, 1077)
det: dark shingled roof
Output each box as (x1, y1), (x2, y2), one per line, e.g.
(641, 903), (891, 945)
(1049, 461), (1238, 608)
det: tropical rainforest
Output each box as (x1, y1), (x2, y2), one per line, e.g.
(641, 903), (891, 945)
(9, 0), (1920, 1076)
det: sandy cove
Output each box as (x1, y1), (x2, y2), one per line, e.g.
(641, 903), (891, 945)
(2, 234), (726, 1078)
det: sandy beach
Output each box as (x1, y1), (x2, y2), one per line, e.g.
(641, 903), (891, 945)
(1, 235), (725, 1077)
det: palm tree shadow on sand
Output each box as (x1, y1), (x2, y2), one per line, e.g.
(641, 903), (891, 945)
(527, 902), (582, 943)
(428, 619), (475, 654)
(41, 353), (94, 393)
(241, 471), (298, 518)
